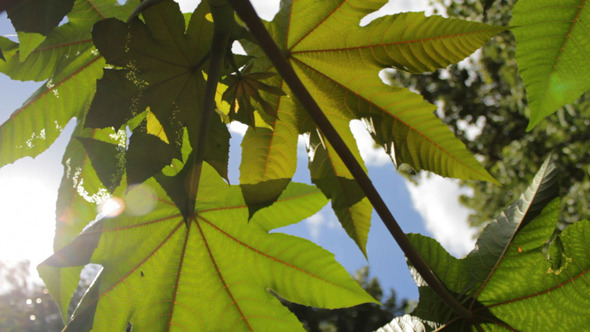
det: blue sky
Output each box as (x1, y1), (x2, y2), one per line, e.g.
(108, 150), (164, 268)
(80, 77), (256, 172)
(0, 0), (481, 302)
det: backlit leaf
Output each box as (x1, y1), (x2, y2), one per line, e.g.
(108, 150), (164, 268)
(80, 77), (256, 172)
(126, 132), (180, 186)
(400, 158), (589, 330)
(78, 136), (125, 193)
(242, 0), (499, 252)
(45, 121), (125, 321)
(223, 69), (284, 126)
(16, 31), (45, 61)
(89, 0), (230, 180)
(284, 2), (500, 183)
(290, 10), (504, 74)
(0, 0), (137, 167)
(40, 166), (374, 331)
(512, 0), (590, 130)
(308, 130), (372, 256)
(238, 72), (306, 217)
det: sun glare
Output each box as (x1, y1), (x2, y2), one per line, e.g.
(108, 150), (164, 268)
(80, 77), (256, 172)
(97, 183), (157, 219)
(0, 176), (56, 269)
(97, 196), (125, 218)
(125, 184), (157, 216)
(0, 174), (160, 283)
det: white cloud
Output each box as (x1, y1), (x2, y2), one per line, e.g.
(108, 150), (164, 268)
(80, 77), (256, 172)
(175, 0), (198, 13)
(361, 0), (442, 25)
(405, 173), (477, 257)
(349, 120), (391, 167)
(228, 121), (248, 136)
(305, 213), (325, 240)
(305, 212), (339, 241)
(249, 1), (280, 21)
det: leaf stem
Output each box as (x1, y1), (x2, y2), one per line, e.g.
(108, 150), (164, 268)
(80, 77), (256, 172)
(188, 0), (232, 210)
(227, 0), (473, 320)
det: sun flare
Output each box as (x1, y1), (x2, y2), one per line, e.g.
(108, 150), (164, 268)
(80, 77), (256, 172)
(0, 176), (56, 268)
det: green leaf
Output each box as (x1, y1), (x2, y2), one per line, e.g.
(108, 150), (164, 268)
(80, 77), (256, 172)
(223, 69), (284, 126)
(234, 57), (308, 216)
(89, 0), (230, 180)
(403, 157), (583, 330)
(126, 132), (180, 186)
(38, 220), (103, 326)
(7, 0), (74, 35)
(64, 269), (103, 332)
(0, 46), (104, 167)
(0, 0), (137, 82)
(284, 5), (500, 183)
(40, 166), (373, 330)
(55, 124), (126, 248)
(290, 1), (499, 178)
(85, 69), (143, 130)
(250, 182), (329, 231)
(44, 121), (126, 320)
(481, 207), (590, 330)
(17, 31), (45, 61)
(0, 0), (137, 168)
(154, 157), (195, 219)
(308, 130), (372, 257)
(240, 177), (293, 218)
(242, 0), (499, 252)
(79, 117), (191, 202)
(238, 79), (306, 217)
(127, 0), (167, 21)
(36, 264), (84, 323)
(203, 114), (231, 181)
(512, 0), (590, 130)
(409, 198), (590, 331)
(463, 155), (558, 285)
(290, 10), (504, 74)
(77, 137), (126, 193)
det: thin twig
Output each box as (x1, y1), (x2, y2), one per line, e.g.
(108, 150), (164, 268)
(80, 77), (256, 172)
(227, 0), (473, 320)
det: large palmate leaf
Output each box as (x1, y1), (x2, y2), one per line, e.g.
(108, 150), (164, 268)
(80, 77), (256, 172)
(393, 157), (590, 330)
(39, 165), (375, 331)
(0, 0), (137, 167)
(88, 0), (230, 182)
(404, 200), (590, 331)
(283, 2), (502, 181)
(512, 0), (590, 130)
(241, 0), (500, 253)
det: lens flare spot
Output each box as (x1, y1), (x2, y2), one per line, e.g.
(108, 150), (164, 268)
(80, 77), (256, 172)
(125, 184), (157, 216)
(98, 197), (125, 218)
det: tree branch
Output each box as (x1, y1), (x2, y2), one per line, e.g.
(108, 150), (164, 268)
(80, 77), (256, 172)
(188, 0), (233, 212)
